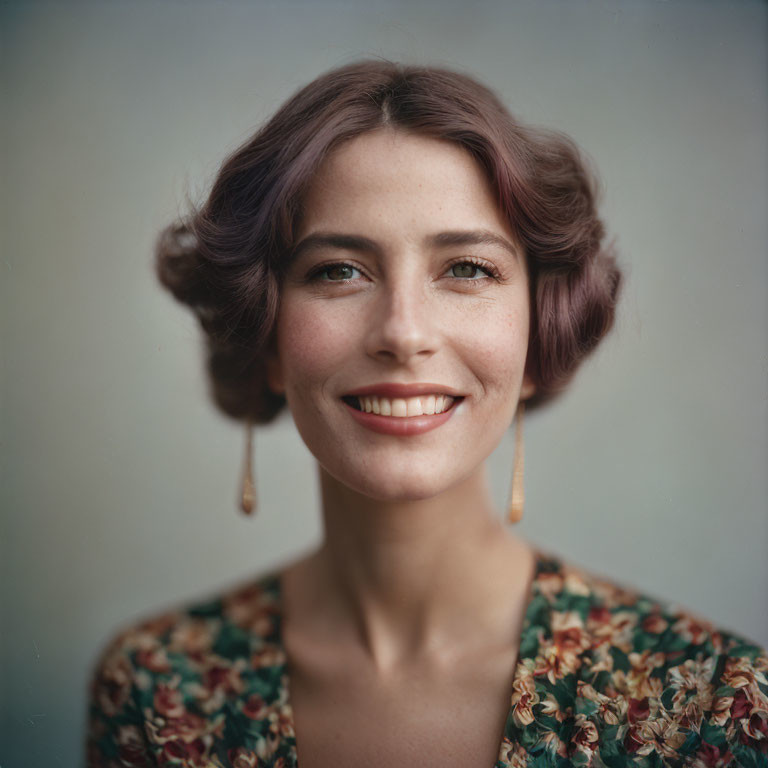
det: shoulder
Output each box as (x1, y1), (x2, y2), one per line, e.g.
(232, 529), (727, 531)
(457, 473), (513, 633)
(529, 552), (764, 655)
(90, 569), (284, 687)
(86, 570), (289, 767)
(509, 552), (768, 766)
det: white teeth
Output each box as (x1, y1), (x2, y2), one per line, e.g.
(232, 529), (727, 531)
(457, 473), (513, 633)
(406, 397), (422, 417)
(353, 394), (456, 418)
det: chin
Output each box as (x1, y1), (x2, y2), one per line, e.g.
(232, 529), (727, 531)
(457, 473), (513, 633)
(324, 461), (470, 504)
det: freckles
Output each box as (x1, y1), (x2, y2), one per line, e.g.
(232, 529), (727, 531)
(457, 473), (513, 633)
(462, 320), (527, 387)
(280, 304), (347, 374)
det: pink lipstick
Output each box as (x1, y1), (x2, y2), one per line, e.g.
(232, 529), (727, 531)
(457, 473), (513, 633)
(341, 385), (464, 436)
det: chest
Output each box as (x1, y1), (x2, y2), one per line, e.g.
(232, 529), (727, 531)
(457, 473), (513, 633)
(287, 650), (518, 768)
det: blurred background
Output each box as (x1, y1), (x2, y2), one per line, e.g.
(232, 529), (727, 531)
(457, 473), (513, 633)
(2, 1), (766, 765)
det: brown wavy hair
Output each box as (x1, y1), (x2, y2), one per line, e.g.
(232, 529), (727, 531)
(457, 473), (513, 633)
(155, 59), (622, 424)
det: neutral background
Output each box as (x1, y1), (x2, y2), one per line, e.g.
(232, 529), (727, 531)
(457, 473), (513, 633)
(2, 1), (766, 765)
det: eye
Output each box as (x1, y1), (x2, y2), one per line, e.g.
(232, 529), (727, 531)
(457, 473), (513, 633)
(311, 262), (363, 282)
(446, 260), (497, 280)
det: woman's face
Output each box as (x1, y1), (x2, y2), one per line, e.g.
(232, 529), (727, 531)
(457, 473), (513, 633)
(268, 128), (534, 502)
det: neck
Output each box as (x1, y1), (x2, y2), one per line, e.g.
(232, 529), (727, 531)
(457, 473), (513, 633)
(305, 463), (534, 672)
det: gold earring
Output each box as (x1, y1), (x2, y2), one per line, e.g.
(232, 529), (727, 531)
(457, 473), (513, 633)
(240, 419), (256, 515)
(507, 400), (525, 524)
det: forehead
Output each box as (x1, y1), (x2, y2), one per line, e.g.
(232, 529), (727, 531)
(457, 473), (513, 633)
(297, 129), (513, 241)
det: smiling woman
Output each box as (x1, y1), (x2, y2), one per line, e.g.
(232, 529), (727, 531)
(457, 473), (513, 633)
(86, 60), (767, 767)
(267, 130), (534, 502)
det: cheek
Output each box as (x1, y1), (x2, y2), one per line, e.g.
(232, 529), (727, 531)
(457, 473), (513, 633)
(463, 307), (530, 447)
(276, 301), (351, 387)
(459, 303), (530, 384)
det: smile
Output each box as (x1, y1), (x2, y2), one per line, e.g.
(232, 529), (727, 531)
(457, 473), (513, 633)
(340, 394), (464, 437)
(342, 394), (458, 417)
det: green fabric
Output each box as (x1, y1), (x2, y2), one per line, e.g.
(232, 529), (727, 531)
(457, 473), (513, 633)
(86, 552), (768, 767)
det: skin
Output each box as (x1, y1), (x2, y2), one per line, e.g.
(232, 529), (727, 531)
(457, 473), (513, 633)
(267, 128), (538, 767)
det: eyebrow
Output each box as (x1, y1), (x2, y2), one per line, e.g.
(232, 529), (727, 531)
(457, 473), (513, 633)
(428, 230), (520, 258)
(290, 229), (521, 262)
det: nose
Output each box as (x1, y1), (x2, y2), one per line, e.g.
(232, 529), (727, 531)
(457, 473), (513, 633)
(365, 276), (438, 366)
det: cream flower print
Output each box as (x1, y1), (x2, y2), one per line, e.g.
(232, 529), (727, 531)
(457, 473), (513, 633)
(86, 553), (768, 768)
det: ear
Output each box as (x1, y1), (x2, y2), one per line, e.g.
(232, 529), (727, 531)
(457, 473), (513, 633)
(519, 372), (536, 402)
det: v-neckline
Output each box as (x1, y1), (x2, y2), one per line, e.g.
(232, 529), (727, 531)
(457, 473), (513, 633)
(267, 546), (549, 767)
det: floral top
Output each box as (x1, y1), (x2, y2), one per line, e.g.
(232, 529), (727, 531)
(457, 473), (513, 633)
(86, 551), (768, 767)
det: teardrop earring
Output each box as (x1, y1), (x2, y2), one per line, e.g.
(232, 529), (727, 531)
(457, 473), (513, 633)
(240, 419), (256, 516)
(507, 400), (525, 524)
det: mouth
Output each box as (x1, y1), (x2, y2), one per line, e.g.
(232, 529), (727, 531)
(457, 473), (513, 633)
(341, 394), (464, 418)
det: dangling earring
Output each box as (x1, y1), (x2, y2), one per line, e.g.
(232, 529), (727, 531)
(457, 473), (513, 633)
(507, 400), (525, 524)
(240, 419), (256, 515)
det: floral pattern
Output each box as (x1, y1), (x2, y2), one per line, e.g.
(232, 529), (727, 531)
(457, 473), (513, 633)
(87, 552), (768, 766)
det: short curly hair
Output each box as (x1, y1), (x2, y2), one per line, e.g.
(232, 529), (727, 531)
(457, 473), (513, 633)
(156, 59), (622, 424)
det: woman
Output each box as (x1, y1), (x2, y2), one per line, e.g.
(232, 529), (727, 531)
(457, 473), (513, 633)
(87, 60), (767, 767)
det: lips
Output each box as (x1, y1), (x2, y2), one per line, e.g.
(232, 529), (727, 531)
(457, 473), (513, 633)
(340, 383), (465, 436)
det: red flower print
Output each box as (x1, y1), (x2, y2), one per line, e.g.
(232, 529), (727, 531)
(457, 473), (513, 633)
(731, 689), (751, 720)
(627, 697), (650, 724)
(203, 660), (244, 696)
(588, 605), (611, 625)
(136, 647), (171, 674)
(243, 694), (269, 720)
(624, 725), (643, 754)
(641, 614), (668, 634)
(160, 736), (206, 765)
(153, 683), (186, 719)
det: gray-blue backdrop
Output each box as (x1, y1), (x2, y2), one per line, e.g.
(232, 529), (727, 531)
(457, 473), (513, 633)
(2, 1), (766, 765)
